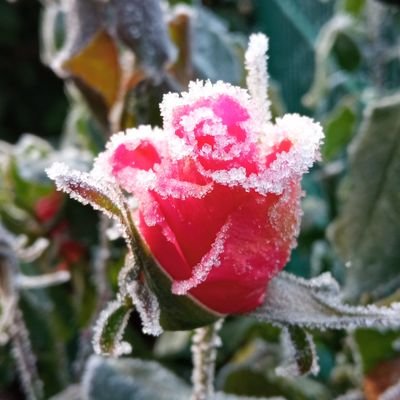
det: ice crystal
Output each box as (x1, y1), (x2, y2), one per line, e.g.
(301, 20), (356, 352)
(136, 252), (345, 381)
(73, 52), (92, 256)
(172, 220), (232, 295)
(252, 272), (400, 330)
(125, 280), (163, 336)
(191, 320), (223, 400)
(46, 162), (133, 251)
(276, 327), (319, 377)
(245, 33), (270, 127)
(92, 298), (132, 357)
(15, 237), (49, 263)
(117, 255), (162, 336)
(16, 271), (70, 289)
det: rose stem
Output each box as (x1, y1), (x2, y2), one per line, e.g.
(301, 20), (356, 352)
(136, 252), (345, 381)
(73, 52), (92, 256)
(191, 319), (223, 400)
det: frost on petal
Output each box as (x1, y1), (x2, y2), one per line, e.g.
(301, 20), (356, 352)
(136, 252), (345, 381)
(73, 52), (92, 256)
(240, 114), (324, 196)
(171, 219), (232, 295)
(161, 80), (252, 134)
(92, 127), (167, 193)
(160, 81), (260, 171)
(269, 114), (323, 176)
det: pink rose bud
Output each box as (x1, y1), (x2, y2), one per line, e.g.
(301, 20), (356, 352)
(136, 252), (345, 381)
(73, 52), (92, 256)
(95, 79), (323, 315)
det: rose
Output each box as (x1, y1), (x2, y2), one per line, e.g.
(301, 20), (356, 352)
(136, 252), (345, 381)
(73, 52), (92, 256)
(94, 80), (323, 315)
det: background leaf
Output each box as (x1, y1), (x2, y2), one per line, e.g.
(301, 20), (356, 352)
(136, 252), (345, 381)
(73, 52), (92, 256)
(62, 30), (121, 109)
(83, 356), (191, 400)
(329, 94), (400, 301)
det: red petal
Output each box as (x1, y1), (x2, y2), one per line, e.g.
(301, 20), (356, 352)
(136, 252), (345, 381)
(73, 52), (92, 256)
(139, 180), (302, 314)
(112, 140), (161, 174)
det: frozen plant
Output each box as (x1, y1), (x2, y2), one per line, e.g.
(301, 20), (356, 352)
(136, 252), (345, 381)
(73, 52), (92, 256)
(47, 33), (400, 400)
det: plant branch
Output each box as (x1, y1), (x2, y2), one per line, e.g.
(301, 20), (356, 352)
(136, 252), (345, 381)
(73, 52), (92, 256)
(191, 320), (223, 400)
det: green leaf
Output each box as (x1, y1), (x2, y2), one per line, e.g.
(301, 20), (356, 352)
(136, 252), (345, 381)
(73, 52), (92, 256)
(323, 99), (357, 160)
(303, 15), (353, 108)
(92, 299), (133, 356)
(341, 0), (366, 16)
(332, 32), (361, 72)
(329, 94), (400, 300)
(278, 327), (318, 376)
(141, 247), (221, 330)
(46, 163), (126, 226)
(251, 272), (400, 329)
(354, 329), (400, 374)
(254, 0), (332, 112)
(192, 8), (244, 85)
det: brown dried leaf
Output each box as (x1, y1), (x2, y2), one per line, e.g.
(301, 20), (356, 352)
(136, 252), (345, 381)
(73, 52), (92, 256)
(364, 357), (400, 400)
(63, 30), (121, 108)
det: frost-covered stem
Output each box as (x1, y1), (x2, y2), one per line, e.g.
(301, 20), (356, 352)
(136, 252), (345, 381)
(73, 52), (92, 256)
(16, 271), (70, 289)
(10, 308), (43, 400)
(191, 320), (223, 400)
(366, 0), (385, 92)
(0, 226), (42, 399)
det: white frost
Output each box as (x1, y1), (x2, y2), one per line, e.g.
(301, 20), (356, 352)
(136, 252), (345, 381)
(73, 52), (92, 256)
(245, 33), (271, 126)
(252, 272), (400, 330)
(276, 327), (319, 377)
(172, 220), (232, 295)
(92, 298), (132, 357)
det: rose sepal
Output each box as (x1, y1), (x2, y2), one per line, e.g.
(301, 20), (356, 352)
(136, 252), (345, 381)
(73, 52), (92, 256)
(132, 228), (224, 331)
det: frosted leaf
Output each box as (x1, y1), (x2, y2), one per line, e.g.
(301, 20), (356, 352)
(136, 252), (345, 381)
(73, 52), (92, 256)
(47, 162), (125, 219)
(276, 326), (319, 377)
(245, 33), (270, 126)
(117, 254), (162, 336)
(92, 298), (133, 357)
(16, 237), (49, 262)
(251, 272), (400, 330)
(0, 296), (15, 345)
(172, 220), (232, 295)
(82, 356), (191, 400)
(10, 308), (44, 400)
(125, 280), (163, 336)
(46, 162), (133, 251)
(16, 271), (70, 289)
(117, 254), (139, 292)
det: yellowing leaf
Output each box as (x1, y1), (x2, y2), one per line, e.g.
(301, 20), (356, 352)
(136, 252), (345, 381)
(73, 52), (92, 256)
(63, 30), (121, 108)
